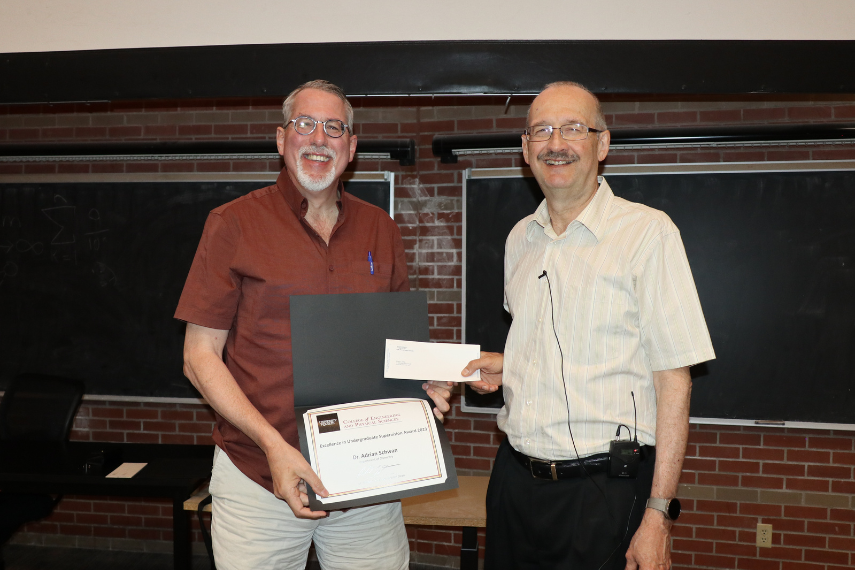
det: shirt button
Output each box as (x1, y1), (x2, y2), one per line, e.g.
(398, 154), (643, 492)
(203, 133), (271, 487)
(525, 439), (531, 446)
(329, 265), (334, 271)
(526, 400), (532, 406)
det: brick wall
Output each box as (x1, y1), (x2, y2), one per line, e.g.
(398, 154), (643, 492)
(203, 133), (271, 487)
(2, 92), (855, 568)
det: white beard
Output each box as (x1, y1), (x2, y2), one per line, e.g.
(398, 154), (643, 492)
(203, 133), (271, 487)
(295, 144), (338, 192)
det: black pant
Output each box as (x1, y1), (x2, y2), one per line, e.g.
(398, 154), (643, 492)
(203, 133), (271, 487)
(485, 439), (655, 570)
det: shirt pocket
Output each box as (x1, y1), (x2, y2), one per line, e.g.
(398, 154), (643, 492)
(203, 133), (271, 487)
(347, 258), (394, 292)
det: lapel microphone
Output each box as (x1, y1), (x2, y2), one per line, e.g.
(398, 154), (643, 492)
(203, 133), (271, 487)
(538, 270), (547, 279)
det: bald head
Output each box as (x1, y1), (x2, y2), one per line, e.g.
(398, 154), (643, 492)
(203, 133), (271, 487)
(527, 82), (607, 132)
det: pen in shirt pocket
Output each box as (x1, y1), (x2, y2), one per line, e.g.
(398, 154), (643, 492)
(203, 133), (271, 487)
(368, 251), (374, 275)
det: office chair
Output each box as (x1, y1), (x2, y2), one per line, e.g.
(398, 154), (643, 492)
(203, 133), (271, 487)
(0, 373), (85, 568)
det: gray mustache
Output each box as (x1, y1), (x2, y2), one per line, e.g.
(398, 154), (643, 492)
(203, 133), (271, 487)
(537, 151), (579, 162)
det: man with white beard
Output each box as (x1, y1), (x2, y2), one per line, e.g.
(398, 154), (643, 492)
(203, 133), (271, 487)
(175, 80), (453, 570)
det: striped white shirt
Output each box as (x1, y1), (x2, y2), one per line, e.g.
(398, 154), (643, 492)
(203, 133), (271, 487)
(498, 177), (715, 460)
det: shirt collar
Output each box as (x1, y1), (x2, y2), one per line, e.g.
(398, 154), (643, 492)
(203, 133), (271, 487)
(527, 176), (613, 243)
(275, 168), (345, 220)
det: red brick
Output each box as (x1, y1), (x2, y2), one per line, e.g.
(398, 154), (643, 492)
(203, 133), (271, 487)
(414, 528), (454, 543)
(830, 508), (855, 523)
(695, 500), (739, 514)
(678, 151), (724, 163)
(696, 527), (738, 542)
(785, 478), (829, 492)
(719, 460), (761, 474)
(740, 503), (782, 517)
(804, 548), (849, 564)
(612, 113), (656, 126)
(93, 525), (127, 538)
(736, 558), (781, 570)
(716, 514), (760, 529)
(813, 148), (855, 160)
(126, 432), (160, 444)
(455, 457), (491, 471)
(126, 162), (159, 173)
(698, 473), (740, 487)
(143, 420), (177, 432)
(125, 408), (160, 420)
(107, 126), (143, 138)
(90, 431), (125, 442)
(787, 106), (833, 121)
(763, 462), (805, 477)
(76, 513), (109, 525)
(418, 277), (456, 289)
(743, 447), (786, 461)
(672, 538), (715, 553)
(692, 553), (737, 568)
(107, 419), (142, 431)
(782, 532), (826, 548)
(23, 163), (58, 174)
(60, 500), (93, 512)
(761, 546), (806, 562)
(91, 501), (126, 514)
(787, 449), (831, 464)
(637, 152), (680, 164)
(723, 151), (767, 162)
(783, 506), (827, 521)
(805, 520), (851, 536)
(143, 125), (178, 137)
(683, 457), (717, 471)
(450, 443), (471, 457)
(455, 431), (492, 445)
(743, 107), (787, 122)
(699, 445), (741, 459)
(766, 517), (807, 533)
(832, 479), (855, 494)
(59, 524), (94, 535)
(74, 126), (108, 138)
(765, 150), (812, 162)
(715, 541), (756, 557)
(810, 436), (853, 451)
(742, 475), (785, 489)
(834, 105), (855, 119)
(127, 504), (161, 516)
(656, 111), (698, 124)
(833, 451), (855, 465)
(699, 110), (742, 123)
(178, 124), (213, 136)
(828, 536), (855, 551)
(719, 433), (762, 446)
(128, 528), (163, 541)
(779, 563), (824, 570)
(806, 464), (851, 479)
(764, 434), (807, 448)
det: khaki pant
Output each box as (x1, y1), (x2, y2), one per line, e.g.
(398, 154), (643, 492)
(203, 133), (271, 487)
(209, 447), (409, 570)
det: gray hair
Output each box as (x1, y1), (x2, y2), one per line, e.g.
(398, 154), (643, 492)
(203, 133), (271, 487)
(527, 81), (608, 132)
(281, 80), (354, 133)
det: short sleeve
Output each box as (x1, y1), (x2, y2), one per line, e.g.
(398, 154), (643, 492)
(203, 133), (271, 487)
(174, 212), (242, 330)
(635, 229), (716, 371)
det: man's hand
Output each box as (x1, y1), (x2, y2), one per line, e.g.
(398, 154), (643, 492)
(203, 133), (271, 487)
(266, 441), (329, 519)
(625, 508), (672, 570)
(461, 352), (504, 395)
(422, 381), (455, 421)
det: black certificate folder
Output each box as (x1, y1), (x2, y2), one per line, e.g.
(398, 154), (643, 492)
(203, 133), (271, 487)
(291, 291), (458, 510)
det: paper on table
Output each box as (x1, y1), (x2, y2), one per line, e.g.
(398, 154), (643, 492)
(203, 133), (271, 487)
(384, 339), (480, 382)
(106, 463), (147, 478)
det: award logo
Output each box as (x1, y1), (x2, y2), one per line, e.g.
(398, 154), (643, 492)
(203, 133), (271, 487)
(316, 413), (340, 434)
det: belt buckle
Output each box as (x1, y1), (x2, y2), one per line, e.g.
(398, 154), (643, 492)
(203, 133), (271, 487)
(529, 458), (559, 481)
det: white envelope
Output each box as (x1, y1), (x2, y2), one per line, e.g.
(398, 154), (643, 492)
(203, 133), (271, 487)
(384, 339), (480, 382)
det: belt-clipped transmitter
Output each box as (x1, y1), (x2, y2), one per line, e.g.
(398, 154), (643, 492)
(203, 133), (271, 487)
(608, 391), (641, 478)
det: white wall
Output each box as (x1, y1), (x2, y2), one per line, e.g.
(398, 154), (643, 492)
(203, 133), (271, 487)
(1, 0), (854, 54)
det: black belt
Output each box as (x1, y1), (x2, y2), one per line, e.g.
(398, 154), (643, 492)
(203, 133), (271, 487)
(509, 445), (611, 480)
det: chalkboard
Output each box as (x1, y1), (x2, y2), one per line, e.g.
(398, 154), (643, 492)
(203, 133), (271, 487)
(0, 176), (393, 398)
(464, 169), (855, 426)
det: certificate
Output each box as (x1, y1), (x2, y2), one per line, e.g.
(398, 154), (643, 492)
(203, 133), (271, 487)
(384, 339), (481, 382)
(303, 398), (447, 505)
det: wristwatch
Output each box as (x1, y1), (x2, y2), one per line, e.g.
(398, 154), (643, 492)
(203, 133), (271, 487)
(646, 497), (681, 521)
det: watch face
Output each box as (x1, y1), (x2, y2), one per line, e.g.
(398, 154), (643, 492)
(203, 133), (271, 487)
(667, 498), (681, 521)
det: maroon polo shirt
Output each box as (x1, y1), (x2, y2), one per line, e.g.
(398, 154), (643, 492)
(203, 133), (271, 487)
(175, 168), (409, 492)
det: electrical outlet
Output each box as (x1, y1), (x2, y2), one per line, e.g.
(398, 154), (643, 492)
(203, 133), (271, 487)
(756, 523), (773, 548)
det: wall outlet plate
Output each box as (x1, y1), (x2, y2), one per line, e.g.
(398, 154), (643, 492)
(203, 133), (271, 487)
(757, 523), (773, 548)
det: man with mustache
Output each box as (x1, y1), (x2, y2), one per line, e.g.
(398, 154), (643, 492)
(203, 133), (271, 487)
(175, 80), (452, 570)
(463, 82), (714, 570)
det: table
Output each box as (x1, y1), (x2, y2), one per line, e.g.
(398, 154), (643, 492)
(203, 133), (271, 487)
(0, 441), (214, 570)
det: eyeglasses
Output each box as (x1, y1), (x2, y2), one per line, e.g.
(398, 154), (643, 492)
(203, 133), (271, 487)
(524, 123), (603, 142)
(287, 116), (350, 138)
